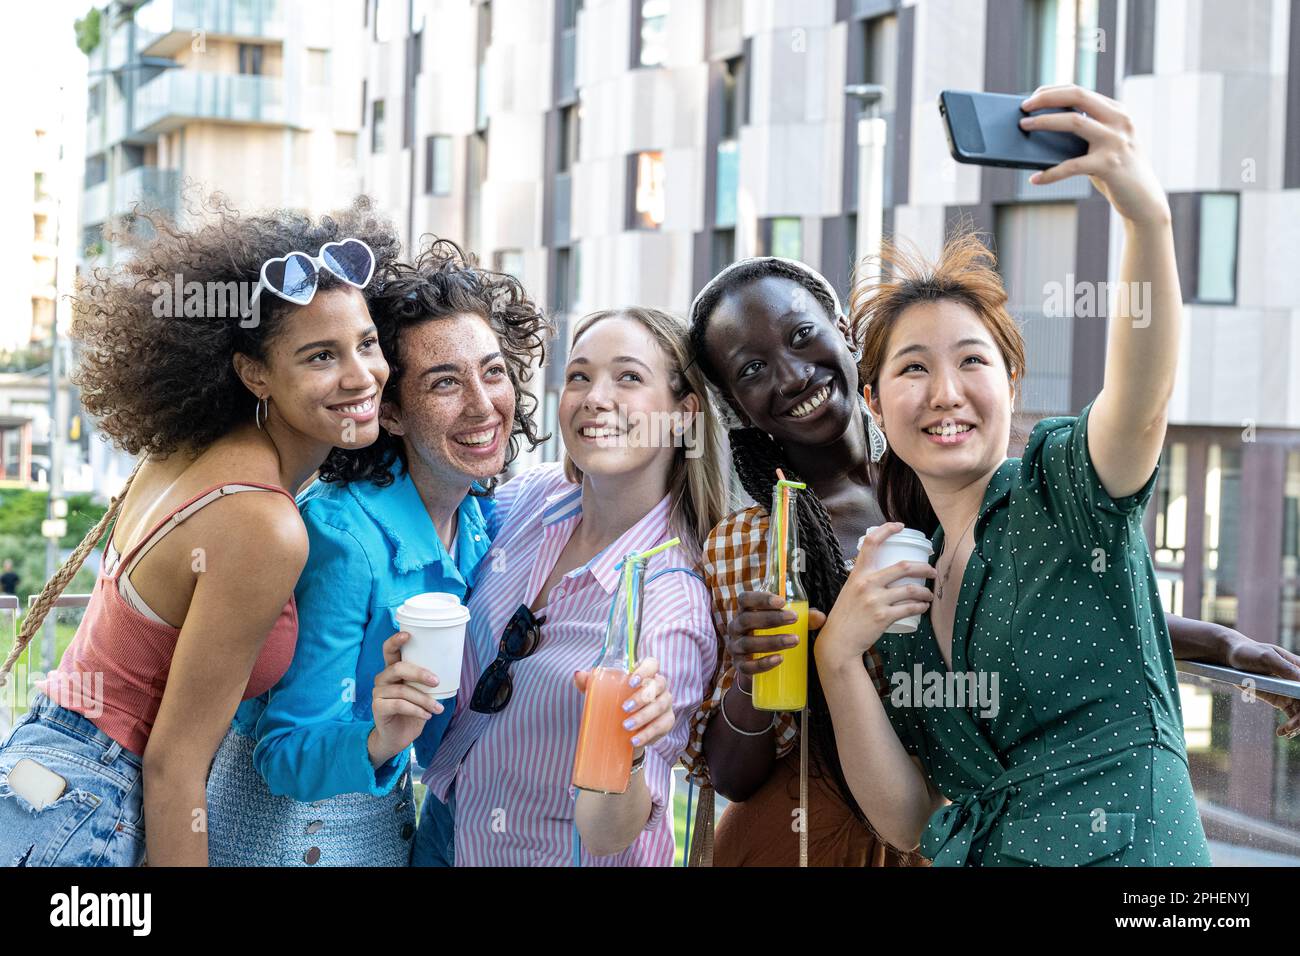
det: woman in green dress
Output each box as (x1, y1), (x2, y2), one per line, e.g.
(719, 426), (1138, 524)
(815, 84), (1213, 866)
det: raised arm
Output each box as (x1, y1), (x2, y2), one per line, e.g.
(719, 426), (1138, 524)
(141, 494), (307, 866)
(1018, 85), (1179, 500)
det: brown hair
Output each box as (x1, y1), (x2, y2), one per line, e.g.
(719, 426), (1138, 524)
(561, 307), (728, 563)
(851, 227), (1026, 533)
(319, 238), (552, 491)
(72, 193), (402, 457)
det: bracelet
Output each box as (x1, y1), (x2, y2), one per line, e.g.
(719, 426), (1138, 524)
(629, 750), (647, 776)
(732, 675), (753, 696)
(720, 687), (777, 737)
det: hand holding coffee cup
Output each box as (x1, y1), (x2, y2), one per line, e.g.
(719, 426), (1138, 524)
(369, 630), (445, 768)
(856, 525), (936, 634)
(815, 523), (937, 666)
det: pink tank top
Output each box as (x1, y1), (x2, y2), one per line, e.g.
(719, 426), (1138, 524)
(37, 482), (299, 757)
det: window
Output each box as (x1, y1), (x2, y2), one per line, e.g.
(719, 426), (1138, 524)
(721, 55), (746, 138)
(1023, 0), (1101, 89)
(87, 83), (104, 120)
(1196, 193), (1238, 304)
(1171, 192), (1239, 305)
(494, 250), (524, 279)
(553, 246), (575, 313)
(361, 79), (368, 126)
(371, 100), (386, 152)
(559, 104), (580, 173)
(860, 15), (897, 109)
(1283, 452), (1300, 650)
(1202, 444), (1242, 629)
(561, 0), (582, 30)
(238, 43), (263, 76)
(1125, 0), (1156, 75)
(425, 135), (452, 195)
(307, 48), (330, 85)
(711, 228), (736, 275)
(476, 2), (492, 131)
(766, 218), (802, 259)
(635, 0), (669, 68)
(84, 153), (107, 189)
(1152, 442), (1188, 616)
(628, 151), (666, 230)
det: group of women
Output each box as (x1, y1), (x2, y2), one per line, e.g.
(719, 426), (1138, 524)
(3, 85), (1299, 868)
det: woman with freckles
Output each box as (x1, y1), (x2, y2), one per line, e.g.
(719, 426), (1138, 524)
(207, 240), (549, 866)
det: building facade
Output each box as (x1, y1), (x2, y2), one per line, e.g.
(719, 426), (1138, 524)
(357, 0), (1300, 857)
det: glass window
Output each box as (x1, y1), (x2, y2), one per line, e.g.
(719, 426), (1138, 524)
(371, 100), (386, 153)
(637, 0), (669, 68)
(1197, 193), (1239, 304)
(1153, 442), (1188, 616)
(559, 105), (581, 173)
(1023, 0), (1100, 90)
(1202, 443), (1242, 629)
(425, 135), (452, 195)
(769, 218), (802, 260)
(494, 250), (524, 279)
(631, 151), (666, 230)
(711, 228), (735, 276)
(721, 55), (745, 139)
(238, 43), (263, 76)
(1282, 451), (1300, 651)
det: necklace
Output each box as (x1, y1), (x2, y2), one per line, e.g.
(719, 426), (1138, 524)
(935, 511), (979, 600)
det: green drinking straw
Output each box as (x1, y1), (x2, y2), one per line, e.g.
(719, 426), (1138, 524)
(620, 537), (681, 671)
(772, 471), (807, 599)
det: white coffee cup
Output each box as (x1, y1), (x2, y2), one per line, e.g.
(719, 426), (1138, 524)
(857, 527), (935, 634)
(394, 593), (471, 699)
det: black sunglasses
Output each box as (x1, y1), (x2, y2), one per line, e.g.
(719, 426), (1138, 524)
(470, 604), (545, 714)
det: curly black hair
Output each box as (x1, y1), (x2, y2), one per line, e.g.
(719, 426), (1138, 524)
(318, 238), (553, 491)
(72, 193), (402, 457)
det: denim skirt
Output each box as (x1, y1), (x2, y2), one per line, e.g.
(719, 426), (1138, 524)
(0, 692), (145, 867)
(206, 727), (416, 867)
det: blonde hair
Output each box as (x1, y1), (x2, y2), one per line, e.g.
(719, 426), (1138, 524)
(561, 307), (728, 563)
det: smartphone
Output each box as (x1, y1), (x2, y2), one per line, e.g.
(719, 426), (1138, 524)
(938, 90), (1089, 171)
(6, 757), (68, 809)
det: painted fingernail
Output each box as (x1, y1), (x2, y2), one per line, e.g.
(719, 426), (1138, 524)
(629, 675), (643, 688)
(631, 736), (642, 746)
(623, 698), (637, 712)
(623, 717), (636, 730)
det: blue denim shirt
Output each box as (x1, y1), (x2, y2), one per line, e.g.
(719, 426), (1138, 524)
(232, 463), (494, 802)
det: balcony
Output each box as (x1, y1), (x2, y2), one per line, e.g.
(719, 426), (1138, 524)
(116, 166), (181, 218)
(135, 0), (285, 57)
(82, 180), (110, 227)
(134, 70), (290, 133)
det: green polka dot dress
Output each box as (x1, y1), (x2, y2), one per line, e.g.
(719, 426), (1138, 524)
(873, 401), (1212, 867)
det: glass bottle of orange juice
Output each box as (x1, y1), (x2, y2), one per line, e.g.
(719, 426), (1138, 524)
(571, 554), (644, 794)
(752, 479), (808, 711)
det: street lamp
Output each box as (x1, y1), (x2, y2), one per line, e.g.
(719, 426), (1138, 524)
(845, 84), (888, 276)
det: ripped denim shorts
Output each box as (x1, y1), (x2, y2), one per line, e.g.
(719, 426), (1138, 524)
(0, 692), (145, 867)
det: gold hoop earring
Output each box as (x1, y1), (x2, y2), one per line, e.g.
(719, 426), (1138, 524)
(255, 397), (269, 430)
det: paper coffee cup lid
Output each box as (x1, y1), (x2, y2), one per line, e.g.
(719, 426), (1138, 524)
(395, 592), (470, 626)
(860, 527), (934, 554)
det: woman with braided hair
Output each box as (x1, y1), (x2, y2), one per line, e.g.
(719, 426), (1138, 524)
(683, 246), (1300, 867)
(0, 197), (398, 866)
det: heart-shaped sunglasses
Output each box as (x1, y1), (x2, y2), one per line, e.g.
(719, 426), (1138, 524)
(250, 238), (376, 307)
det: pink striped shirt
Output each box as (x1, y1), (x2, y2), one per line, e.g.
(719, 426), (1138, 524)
(423, 464), (716, 866)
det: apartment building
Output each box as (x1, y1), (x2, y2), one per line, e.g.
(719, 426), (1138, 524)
(80, 0), (368, 268)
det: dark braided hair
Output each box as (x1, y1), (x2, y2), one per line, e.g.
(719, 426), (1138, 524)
(689, 257), (875, 827)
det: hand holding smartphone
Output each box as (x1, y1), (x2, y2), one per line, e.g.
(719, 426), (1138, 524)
(939, 89), (1089, 171)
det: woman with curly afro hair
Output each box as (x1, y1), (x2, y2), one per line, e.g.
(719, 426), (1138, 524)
(205, 238), (553, 866)
(0, 195), (399, 866)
